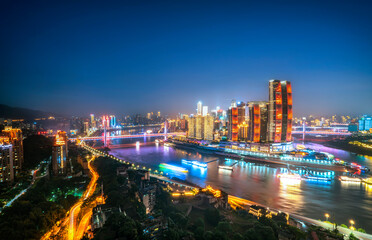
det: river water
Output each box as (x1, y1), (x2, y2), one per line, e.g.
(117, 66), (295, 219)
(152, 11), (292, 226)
(106, 137), (372, 232)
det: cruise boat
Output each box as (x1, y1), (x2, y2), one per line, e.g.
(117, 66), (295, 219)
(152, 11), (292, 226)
(219, 165), (233, 171)
(339, 176), (361, 182)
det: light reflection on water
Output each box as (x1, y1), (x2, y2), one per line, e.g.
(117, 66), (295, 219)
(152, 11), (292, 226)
(109, 139), (372, 232)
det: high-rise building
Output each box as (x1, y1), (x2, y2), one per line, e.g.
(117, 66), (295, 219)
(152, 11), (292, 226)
(90, 114), (96, 128)
(197, 101), (203, 115)
(147, 113), (151, 119)
(236, 102), (247, 140)
(187, 115), (214, 141)
(227, 107), (238, 141)
(230, 99), (237, 108)
(268, 80), (293, 143)
(101, 115), (109, 128)
(110, 115), (116, 128)
(203, 115), (214, 141)
(0, 137), (14, 183)
(202, 106), (208, 116)
(187, 116), (196, 138)
(1, 127), (23, 176)
(52, 131), (68, 175)
(157, 111), (161, 117)
(84, 121), (89, 134)
(359, 115), (372, 131)
(248, 101), (269, 143)
(195, 116), (203, 139)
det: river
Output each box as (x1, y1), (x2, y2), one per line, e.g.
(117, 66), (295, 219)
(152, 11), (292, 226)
(106, 137), (372, 232)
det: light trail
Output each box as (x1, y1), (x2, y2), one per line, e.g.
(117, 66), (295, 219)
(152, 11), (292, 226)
(41, 156), (99, 240)
(75, 211), (92, 240)
(69, 157), (99, 240)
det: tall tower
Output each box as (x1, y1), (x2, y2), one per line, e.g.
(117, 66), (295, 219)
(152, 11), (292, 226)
(268, 80), (293, 143)
(197, 101), (203, 115)
(2, 127), (23, 176)
(228, 107), (238, 141)
(52, 131), (68, 175)
(202, 106), (208, 116)
(248, 101), (268, 143)
(0, 137), (14, 182)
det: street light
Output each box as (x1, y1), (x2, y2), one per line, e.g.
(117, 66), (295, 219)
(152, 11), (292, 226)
(325, 213), (330, 222)
(349, 220), (355, 230)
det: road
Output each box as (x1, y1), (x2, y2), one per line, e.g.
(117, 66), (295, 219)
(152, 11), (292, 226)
(41, 156), (99, 240)
(1, 159), (50, 213)
(75, 211), (93, 240)
(291, 213), (372, 240)
(228, 195), (372, 240)
(68, 157), (99, 240)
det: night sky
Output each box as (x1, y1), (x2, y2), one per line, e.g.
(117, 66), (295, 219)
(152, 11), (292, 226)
(1, 0), (371, 117)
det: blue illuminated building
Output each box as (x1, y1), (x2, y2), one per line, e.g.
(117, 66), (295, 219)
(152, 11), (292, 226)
(359, 115), (372, 131)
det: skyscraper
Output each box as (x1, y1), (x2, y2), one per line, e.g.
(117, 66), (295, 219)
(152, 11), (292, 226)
(187, 115), (214, 141)
(228, 107), (238, 141)
(203, 115), (214, 141)
(237, 102), (247, 140)
(202, 106), (209, 116)
(187, 116), (196, 138)
(197, 101), (203, 115)
(90, 114), (96, 128)
(2, 127), (23, 176)
(0, 137), (14, 183)
(110, 115), (116, 128)
(359, 115), (372, 131)
(52, 131), (68, 175)
(268, 80), (293, 143)
(248, 101), (268, 143)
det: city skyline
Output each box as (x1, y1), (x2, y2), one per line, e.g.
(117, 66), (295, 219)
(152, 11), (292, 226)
(1, 1), (372, 116)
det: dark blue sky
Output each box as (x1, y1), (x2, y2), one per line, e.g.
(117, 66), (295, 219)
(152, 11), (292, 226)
(1, 0), (371, 117)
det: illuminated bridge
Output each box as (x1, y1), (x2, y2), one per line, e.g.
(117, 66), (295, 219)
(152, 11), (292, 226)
(70, 132), (186, 141)
(292, 130), (351, 136)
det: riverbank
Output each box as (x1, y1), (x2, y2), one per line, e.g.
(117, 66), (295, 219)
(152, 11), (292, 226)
(323, 140), (372, 157)
(84, 144), (368, 239)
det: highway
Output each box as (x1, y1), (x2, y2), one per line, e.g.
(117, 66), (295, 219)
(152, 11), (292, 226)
(41, 156), (99, 240)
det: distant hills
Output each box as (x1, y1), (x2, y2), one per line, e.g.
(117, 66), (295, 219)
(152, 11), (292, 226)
(0, 104), (60, 121)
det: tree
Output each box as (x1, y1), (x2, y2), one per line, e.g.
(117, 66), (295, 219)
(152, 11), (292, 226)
(204, 207), (220, 227)
(217, 221), (232, 234)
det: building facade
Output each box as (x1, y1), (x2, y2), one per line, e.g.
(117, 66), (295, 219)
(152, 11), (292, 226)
(0, 137), (14, 183)
(248, 101), (268, 143)
(268, 80), (293, 143)
(359, 115), (372, 131)
(1, 127), (23, 177)
(227, 107), (238, 141)
(52, 131), (68, 175)
(187, 115), (214, 141)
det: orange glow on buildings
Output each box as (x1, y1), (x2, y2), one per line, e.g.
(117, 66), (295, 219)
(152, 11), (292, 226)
(1, 127), (23, 176)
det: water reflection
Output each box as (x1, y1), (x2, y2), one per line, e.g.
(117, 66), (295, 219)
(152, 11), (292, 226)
(109, 141), (372, 232)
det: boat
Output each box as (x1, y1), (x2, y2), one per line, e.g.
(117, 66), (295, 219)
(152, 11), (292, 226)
(181, 159), (207, 168)
(302, 175), (332, 181)
(339, 176), (361, 182)
(277, 173), (302, 181)
(219, 165), (233, 171)
(159, 163), (188, 173)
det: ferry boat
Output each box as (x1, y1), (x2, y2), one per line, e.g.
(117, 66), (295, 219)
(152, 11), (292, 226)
(277, 173), (302, 181)
(181, 159), (207, 168)
(159, 163), (188, 173)
(219, 165), (233, 171)
(339, 176), (362, 182)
